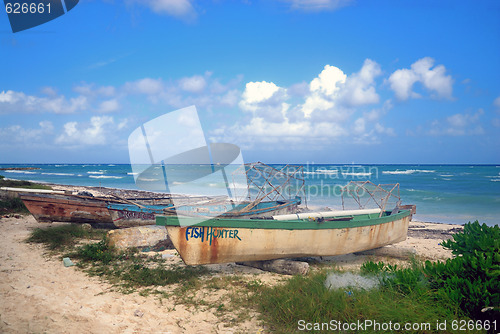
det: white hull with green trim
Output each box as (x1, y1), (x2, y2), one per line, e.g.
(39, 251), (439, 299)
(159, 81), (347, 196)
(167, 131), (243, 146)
(156, 208), (414, 265)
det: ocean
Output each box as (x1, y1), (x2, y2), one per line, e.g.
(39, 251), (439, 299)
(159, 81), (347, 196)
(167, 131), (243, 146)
(1, 163), (499, 226)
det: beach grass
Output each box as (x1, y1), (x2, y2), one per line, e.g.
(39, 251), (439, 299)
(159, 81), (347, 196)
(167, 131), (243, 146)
(255, 222), (499, 333)
(0, 175), (52, 214)
(0, 197), (30, 214)
(26, 224), (107, 250)
(0, 175), (52, 190)
(256, 267), (483, 333)
(27, 226), (212, 293)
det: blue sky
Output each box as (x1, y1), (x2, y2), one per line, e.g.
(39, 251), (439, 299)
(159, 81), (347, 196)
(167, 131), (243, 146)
(1, 0), (499, 164)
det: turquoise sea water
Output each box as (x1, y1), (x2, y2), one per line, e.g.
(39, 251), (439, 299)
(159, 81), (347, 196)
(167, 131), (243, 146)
(1, 164), (499, 226)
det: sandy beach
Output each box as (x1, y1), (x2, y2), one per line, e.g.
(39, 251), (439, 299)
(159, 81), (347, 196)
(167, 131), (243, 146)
(0, 185), (464, 333)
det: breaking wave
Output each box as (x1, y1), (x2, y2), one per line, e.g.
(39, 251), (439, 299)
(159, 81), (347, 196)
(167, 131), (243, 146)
(89, 175), (123, 179)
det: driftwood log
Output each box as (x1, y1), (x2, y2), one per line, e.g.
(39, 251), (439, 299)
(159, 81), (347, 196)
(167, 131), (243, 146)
(236, 259), (309, 275)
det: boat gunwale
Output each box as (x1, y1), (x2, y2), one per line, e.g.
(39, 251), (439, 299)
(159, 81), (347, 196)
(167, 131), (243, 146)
(109, 197), (301, 216)
(156, 209), (412, 230)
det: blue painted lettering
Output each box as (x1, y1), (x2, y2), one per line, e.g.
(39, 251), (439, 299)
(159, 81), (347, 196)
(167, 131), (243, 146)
(185, 226), (242, 243)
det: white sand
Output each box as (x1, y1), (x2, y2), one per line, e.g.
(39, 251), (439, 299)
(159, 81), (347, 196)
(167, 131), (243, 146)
(0, 214), (460, 333)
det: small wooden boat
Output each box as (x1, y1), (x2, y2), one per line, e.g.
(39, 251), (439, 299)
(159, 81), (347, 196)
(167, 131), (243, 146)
(156, 205), (416, 265)
(19, 192), (172, 225)
(19, 193), (115, 224)
(108, 197), (301, 228)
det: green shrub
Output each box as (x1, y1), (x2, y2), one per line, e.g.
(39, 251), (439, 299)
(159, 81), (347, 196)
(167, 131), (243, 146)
(27, 224), (99, 250)
(120, 264), (210, 287)
(0, 178), (51, 189)
(76, 238), (115, 264)
(258, 271), (465, 334)
(0, 197), (29, 214)
(424, 221), (500, 321)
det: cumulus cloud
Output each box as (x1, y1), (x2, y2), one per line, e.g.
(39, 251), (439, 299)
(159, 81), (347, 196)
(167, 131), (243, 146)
(56, 116), (117, 146)
(341, 59), (382, 106)
(212, 60), (393, 148)
(301, 64), (346, 118)
(0, 90), (87, 114)
(388, 57), (453, 100)
(281, 0), (353, 12)
(238, 81), (289, 123)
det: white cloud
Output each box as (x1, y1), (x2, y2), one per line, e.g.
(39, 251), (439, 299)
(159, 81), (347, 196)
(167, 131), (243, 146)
(41, 86), (57, 97)
(56, 116), (116, 146)
(241, 81), (282, 104)
(494, 96), (500, 111)
(97, 99), (120, 113)
(310, 65), (346, 96)
(341, 59), (382, 106)
(125, 78), (164, 95)
(301, 60), (382, 119)
(129, 0), (197, 21)
(302, 65), (346, 118)
(281, 0), (353, 12)
(0, 90), (88, 114)
(212, 61), (393, 149)
(0, 121), (54, 147)
(387, 68), (419, 100)
(239, 81), (289, 122)
(388, 57), (453, 100)
(428, 109), (484, 136)
(123, 74), (240, 110)
(179, 75), (207, 93)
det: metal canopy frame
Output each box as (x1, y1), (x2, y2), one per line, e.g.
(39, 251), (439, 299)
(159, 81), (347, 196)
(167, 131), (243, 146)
(341, 180), (401, 216)
(231, 162), (306, 212)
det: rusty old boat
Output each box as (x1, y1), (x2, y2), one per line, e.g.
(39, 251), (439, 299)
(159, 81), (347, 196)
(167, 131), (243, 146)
(18, 192), (172, 225)
(156, 181), (416, 265)
(156, 206), (416, 265)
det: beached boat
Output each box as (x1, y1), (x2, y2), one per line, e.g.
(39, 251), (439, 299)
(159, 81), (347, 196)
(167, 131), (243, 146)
(18, 192), (173, 225)
(108, 197), (301, 228)
(156, 206), (416, 265)
(156, 181), (416, 265)
(19, 193), (115, 224)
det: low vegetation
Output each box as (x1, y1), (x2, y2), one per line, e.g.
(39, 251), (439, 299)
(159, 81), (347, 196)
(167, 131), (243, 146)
(424, 221), (500, 322)
(257, 221), (499, 333)
(0, 175), (52, 190)
(0, 175), (52, 214)
(70, 239), (210, 292)
(26, 221), (499, 333)
(27, 224), (106, 250)
(0, 197), (30, 214)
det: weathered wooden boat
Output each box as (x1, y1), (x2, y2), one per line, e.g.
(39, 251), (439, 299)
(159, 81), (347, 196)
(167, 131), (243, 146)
(156, 205), (416, 265)
(108, 196), (301, 228)
(19, 193), (115, 224)
(19, 192), (172, 225)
